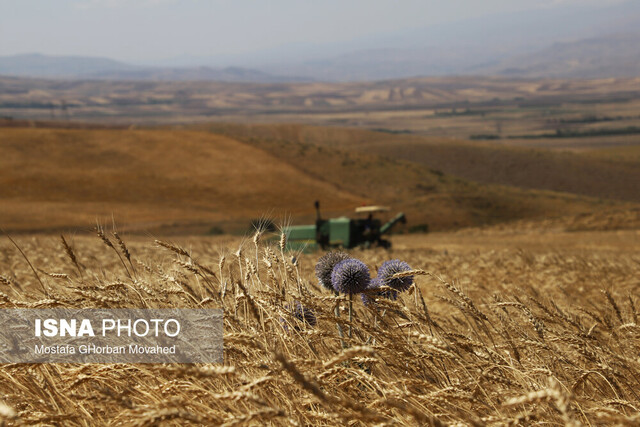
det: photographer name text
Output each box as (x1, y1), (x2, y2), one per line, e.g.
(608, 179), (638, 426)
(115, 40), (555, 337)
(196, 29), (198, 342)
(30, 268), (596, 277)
(34, 343), (176, 355)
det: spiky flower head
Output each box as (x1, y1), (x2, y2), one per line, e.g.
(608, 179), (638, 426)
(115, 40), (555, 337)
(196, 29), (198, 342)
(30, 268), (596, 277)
(331, 258), (371, 295)
(281, 301), (316, 331)
(360, 277), (399, 307)
(315, 251), (351, 292)
(378, 260), (413, 292)
(292, 301), (317, 326)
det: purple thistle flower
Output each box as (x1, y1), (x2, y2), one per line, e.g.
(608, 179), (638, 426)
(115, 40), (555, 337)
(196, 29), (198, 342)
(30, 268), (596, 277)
(361, 277), (399, 307)
(378, 260), (413, 292)
(315, 251), (351, 292)
(331, 258), (370, 295)
(281, 301), (317, 331)
(292, 302), (317, 327)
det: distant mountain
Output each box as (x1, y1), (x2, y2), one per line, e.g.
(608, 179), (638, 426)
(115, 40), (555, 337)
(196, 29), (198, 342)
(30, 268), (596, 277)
(0, 54), (138, 78)
(0, 54), (309, 83)
(257, 1), (640, 81)
(3, 2), (640, 83)
(260, 32), (640, 82)
(86, 66), (311, 83)
(487, 33), (640, 79)
(258, 32), (640, 82)
(259, 47), (493, 82)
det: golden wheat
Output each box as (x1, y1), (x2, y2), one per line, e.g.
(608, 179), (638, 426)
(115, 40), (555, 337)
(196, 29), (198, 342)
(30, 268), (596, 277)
(0, 228), (638, 425)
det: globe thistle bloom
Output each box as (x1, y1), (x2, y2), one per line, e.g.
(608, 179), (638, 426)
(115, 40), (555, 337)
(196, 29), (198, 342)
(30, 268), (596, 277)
(292, 302), (317, 327)
(281, 301), (317, 331)
(315, 251), (351, 292)
(377, 260), (413, 292)
(360, 277), (399, 307)
(331, 258), (371, 295)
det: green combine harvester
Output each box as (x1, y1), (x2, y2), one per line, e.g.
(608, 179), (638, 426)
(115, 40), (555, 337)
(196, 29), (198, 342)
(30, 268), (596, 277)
(284, 201), (406, 251)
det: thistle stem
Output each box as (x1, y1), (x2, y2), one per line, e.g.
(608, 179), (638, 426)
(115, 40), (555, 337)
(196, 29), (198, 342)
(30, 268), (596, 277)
(335, 300), (347, 349)
(349, 293), (353, 339)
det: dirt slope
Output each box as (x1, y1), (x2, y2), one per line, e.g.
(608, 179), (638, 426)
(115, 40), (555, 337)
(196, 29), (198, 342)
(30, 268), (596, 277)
(204, 123), (640, 203)
(0, 128), (364, 232)
(198, 124), (625, 230)
(0, 125), (629, 234)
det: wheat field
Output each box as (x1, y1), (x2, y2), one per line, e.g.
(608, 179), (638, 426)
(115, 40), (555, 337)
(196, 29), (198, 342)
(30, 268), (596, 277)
(0, 224), (639, 426)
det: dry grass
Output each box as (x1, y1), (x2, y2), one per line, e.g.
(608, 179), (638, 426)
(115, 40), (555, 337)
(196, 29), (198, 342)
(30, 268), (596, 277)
(2, 126), (620, 234)
(204, 123), (640, 204)
(0, 225), (639, 425)
(0, 127), (364, 232)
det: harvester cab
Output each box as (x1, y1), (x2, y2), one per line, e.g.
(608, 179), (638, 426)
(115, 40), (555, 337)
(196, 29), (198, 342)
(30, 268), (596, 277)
(285, 201), (406, 252)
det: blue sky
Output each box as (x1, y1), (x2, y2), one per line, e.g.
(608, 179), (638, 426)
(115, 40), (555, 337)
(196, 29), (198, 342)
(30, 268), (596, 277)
(0, 0), (628, 63)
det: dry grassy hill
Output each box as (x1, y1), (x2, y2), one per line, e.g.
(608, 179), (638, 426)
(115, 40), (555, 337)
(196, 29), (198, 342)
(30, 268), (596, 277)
(0, 127), (364, 232)
(195, 123), (630, 229)
(203, 123), (640, 203)
(0, 125), (619, 234)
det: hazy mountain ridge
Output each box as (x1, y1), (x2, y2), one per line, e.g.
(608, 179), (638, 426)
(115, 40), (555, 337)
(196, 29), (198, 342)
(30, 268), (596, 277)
(0, 54), (306, 83)
(487, 33), (640, 78)
(2, 2), (640, 82)
(85, 65), (313, 83)
(258, 0), (640, 81)
(261, 32), (640, 81)
(0, 54), (138, 78)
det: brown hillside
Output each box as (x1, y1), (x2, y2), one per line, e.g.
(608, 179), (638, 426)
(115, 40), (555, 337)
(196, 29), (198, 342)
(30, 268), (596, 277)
(0, 125), (626, 234)
(0, 128), (364, 232)
(362, 141), (640, 202)
(203, 123), (640, 203)
(196, 124), (623, 230)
